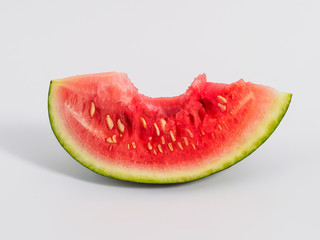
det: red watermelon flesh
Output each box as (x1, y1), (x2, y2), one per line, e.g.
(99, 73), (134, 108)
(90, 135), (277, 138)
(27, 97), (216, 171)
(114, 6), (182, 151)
(48, 72), (291, 183)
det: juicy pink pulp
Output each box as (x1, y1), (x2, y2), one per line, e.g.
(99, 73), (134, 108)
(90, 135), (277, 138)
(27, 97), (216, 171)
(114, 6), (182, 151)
(55, 72), (276, 170)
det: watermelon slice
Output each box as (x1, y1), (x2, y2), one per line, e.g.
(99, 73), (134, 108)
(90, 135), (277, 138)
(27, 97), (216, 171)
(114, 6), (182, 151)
(48, 72), (291, 183)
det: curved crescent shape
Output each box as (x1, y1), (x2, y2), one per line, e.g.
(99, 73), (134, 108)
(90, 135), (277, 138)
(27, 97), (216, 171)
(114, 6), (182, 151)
(48, 72), (292, 183)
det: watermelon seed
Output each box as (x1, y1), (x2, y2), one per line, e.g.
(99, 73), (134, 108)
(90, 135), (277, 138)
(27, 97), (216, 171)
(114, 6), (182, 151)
(149, 136), (152, 140)
(106, 115), (114, 130)
(112, 135), (117, 143)
(169, 131), (176, 142)
(127, 144), (130, 150)
(177, 142), (184, 150)
(140, 117), (147, 129)
(191, 143), (196, 150)
(132, 142), (136, 149)
(200, 129), (205, 135)
(90, 102), (95, 117)
(158, 145), (163, 153)
(183, 137), (189, 146)
(147, 142), (153, 150)
(117, 119), (125, 133)
(218, 124), (223, 130)
(106, 137), (113, 143)
(186, 129), (194, 138)
(218, 103), (226, 112)
(109, 146), (112, 151)
(217, 95), (227, 103)
(168, 143), (174, 151)
(154, 123), (160, 136)
(161, 136), (165, 144)
(160, 118), (166, 131)
(153, 149), (157, 155)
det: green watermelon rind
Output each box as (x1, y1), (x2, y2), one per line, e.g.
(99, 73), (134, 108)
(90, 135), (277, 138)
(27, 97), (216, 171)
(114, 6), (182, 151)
(48, 80), (292, 184)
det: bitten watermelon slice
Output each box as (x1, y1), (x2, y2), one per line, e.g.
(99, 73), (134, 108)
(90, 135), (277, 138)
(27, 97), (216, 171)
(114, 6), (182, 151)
(48, 72), (291, 183)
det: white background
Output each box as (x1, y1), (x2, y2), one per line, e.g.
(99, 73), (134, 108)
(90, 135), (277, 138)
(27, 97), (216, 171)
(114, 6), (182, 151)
(0, 0), (319, 239)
